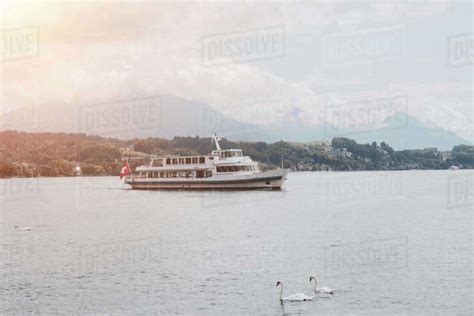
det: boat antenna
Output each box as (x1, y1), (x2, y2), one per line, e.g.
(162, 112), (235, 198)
(212, 133), (222, 151)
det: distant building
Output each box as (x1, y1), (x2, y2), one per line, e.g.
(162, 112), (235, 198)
(332, 148), (352, 158)
(440, 152), (452, 162)
(73, 162), (82, 176)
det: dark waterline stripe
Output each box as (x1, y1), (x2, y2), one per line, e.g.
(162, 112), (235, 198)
(126, 176), (283, 186)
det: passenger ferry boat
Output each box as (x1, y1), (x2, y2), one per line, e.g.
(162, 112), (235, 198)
(122, 135), (289, 190)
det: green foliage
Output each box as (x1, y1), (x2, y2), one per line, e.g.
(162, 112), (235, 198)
(134, 138), (168, 154)
(0, 161), (17, 177)
(78, 143), (121, 163)
(451, 145), (474, 165)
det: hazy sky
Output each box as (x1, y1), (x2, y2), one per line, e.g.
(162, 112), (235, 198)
(0, 1), (472, 140)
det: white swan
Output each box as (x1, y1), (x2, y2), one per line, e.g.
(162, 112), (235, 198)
(276, 281), (315, 301)
(14, 226), (31, 231)
(309, 275), (334, 294)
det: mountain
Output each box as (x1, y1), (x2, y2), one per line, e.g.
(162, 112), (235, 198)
(220, 113), (470, 150)
(0, 95), (470, 150)
(328, 113), (470, 151)
(0, 94), (265, 140)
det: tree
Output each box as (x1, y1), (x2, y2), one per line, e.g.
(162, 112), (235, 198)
(0, 161), (17, 177)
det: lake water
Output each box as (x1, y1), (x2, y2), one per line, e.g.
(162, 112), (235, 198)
(0, 171), (472, 315)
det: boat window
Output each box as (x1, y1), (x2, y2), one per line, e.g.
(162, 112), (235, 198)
(186, 157), (191, 164)
(231, 151), (241, 157)
(206, 170), (212, 177)
(172, 158), (178, 165)
(179, 158), (185, 164)
(152, 159), (163, 167)
(192, 157), (198, 164)
(199, 157), (205, 164)
(209, 157), (214, 160)
(216, 165), (253, 172)
(166, 158), (171, 165)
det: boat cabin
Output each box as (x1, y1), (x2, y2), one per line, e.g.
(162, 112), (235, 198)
(212, 149), (243, 159)
(150, 155), (216, 167)
(132, 136), (258, 180)
(135, 154), (216, 179)
(138, 169), (213, 179)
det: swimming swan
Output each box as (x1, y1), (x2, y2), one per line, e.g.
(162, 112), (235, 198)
(309, 275), (334, 294)
(14, 226), (31, 231)
(276, 281), (315, 301)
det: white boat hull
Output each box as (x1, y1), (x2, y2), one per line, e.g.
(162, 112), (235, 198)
(125, 169), (289, 190)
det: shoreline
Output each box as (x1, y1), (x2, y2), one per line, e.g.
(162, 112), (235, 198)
(1, 131), (472, 178)
(1, 168), (473, 180)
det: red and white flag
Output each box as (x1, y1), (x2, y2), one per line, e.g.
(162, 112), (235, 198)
(119, 160), (131, 179)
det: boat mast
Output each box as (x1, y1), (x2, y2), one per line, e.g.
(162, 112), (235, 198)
(212, 133), (221, 151)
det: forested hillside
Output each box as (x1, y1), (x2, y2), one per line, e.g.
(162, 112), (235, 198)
(0, 131), (472, 178)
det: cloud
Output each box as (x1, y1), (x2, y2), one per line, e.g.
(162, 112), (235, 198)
(0, 1), (470, 142)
